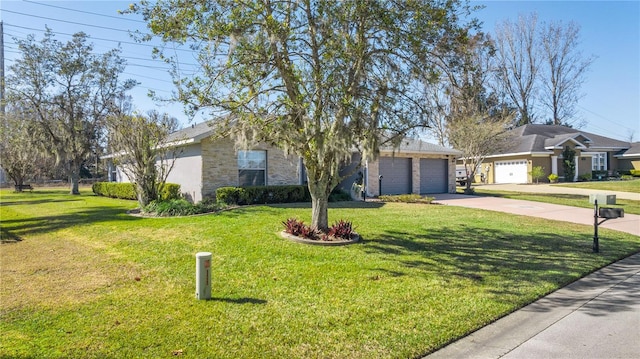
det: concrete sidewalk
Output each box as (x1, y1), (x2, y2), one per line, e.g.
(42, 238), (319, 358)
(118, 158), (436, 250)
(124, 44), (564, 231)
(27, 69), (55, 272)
(425, 253), (640, 359)
(424, 191), (640, 358)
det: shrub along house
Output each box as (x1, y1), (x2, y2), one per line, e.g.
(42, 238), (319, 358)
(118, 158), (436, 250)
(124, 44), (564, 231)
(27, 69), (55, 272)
(475, 124), (635, 184)
(108, 121), (461, 202)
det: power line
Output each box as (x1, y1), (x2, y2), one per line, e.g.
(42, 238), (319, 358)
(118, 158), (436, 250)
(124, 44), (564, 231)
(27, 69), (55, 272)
(3, 22), (196, 55)
(23, 0), (145, 24)
(4, 22), (150, 47)
(578, 104), (636, 132)
(2, 9), (133, 34)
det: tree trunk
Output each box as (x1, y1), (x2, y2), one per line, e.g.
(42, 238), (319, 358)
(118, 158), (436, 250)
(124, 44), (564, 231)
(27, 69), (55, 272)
(310, 192), (329, 231)
(69, 166), (80, 195)
(136, 183), (152, 208)
(308, 180), (331, 231)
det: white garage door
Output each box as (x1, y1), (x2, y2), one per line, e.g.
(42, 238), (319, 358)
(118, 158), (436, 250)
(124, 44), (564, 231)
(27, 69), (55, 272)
(495, 160), (528, 184)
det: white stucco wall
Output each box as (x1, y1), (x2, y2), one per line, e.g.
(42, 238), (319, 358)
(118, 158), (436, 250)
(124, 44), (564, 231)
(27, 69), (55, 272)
(164, 143), (203, 203)
(112, 143), (204, 202)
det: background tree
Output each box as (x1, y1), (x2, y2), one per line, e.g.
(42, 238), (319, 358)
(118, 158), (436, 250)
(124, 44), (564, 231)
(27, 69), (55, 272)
(433, 32), (514, 192)
(6, 29), (135, 194)
(129, 0), (475, 230)
(539, 20), (594, 126)
(0, 108), (40, 189)
(493, 13), (594, 127)
(107, 110), (180, 208)
(493, 13), (540, 126)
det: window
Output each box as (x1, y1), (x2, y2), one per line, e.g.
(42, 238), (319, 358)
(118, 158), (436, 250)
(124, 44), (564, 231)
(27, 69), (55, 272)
(591, 153), (607, 171)
(238, 150), (266, 186)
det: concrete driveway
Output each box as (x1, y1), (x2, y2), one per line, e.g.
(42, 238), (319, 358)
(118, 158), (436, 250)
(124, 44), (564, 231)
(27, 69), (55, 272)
(434, 183), (640, 236)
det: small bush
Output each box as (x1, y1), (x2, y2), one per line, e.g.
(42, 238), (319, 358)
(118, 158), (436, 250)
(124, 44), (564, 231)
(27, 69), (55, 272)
(145, 199), (195, 216)
(217, 185), (311, 205)
(379, 194), (434, 203)
(592, 170), (608, 180)
(159, 183), (182, 200)
(216, 185), (355, 206)
(578, 173), (592, 182)
(144, 198), (226, 216)
(92, 182), (136, 200)
(548, 174), (559, 182)
(328, 188), (352, 202)
(630, 169), (640, 177)
(328, 219), (355, 240)
(93, 182), (181, 201)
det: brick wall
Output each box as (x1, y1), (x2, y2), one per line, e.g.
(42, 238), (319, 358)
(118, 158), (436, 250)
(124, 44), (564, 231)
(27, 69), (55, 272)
(201, 137), (238, 199)
(200, 137), (300, 198)
(266, 148), (300, 185)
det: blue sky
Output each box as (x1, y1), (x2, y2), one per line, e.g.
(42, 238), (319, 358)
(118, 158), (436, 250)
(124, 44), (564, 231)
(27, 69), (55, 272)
(1, 0), (638, 141)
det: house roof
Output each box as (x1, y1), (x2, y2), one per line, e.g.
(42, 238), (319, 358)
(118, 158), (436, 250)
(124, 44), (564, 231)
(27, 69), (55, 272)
(497, 124), (630, 156)
(616, 142), (640, 158)
(166, 120), (461, 156)
(166, 121), (216, 144)
(381, 137), (462, 156)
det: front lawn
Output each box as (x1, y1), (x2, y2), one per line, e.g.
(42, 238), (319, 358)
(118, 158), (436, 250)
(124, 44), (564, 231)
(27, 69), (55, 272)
(553, 178), (640, 193)
(2, 189), (639, 358)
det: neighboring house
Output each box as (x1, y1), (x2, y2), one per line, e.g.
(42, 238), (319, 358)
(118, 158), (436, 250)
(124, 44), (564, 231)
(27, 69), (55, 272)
(109, 121), (461, 202)
(475, 124), (634, 184)
(614, 142), (640, 171)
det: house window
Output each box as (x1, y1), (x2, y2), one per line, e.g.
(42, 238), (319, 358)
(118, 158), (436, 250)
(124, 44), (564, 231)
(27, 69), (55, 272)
(591, 153), (607, 171)
(238, 150), (266, 186)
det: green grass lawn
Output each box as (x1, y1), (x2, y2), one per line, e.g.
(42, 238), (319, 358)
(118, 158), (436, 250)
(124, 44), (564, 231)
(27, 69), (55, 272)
(473, 190), (640, 215)
(2, 189), (639, 358)
(553, 179), (640, 193)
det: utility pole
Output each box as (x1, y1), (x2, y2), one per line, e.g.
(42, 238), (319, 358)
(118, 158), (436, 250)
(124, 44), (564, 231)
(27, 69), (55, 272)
(1, 21), (5, 116)
(0, 20), (5, 186)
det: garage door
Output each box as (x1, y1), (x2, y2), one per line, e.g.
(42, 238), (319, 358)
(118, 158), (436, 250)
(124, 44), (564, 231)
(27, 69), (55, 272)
(495, 160), (528, 184)
(420, 159), (448, 193)
(379, 157), (412, 195)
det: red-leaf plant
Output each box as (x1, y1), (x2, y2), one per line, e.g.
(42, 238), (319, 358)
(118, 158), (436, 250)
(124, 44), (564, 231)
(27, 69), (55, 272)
(327, 219), (355, 240)
(283, 218), (356, 241)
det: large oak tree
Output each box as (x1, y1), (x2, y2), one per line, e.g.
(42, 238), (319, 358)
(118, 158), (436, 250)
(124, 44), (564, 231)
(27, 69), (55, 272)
(6, 30), (135, 194)
(129, 0), (475, 229)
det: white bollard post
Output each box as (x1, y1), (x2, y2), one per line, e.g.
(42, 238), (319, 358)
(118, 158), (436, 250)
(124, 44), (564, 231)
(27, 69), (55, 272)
(195, 252), (212, 300)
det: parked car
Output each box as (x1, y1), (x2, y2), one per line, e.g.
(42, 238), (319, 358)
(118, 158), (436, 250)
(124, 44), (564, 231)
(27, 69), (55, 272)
(456, 168), (467, 186)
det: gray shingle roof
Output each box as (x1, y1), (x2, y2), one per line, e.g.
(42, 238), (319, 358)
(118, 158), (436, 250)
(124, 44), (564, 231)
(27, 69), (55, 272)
(167, 120), (460, 156)
(618, 142), (640, 157)
(166, 121), (216, 143)
(382, 137), (462, 155)
(499, 124), (630, 155)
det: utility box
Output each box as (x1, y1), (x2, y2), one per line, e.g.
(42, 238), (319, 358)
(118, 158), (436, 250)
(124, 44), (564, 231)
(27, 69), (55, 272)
(195, 252), (212, 300)
(589, 194), (616, 205)
(599, 207), (624, 219)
